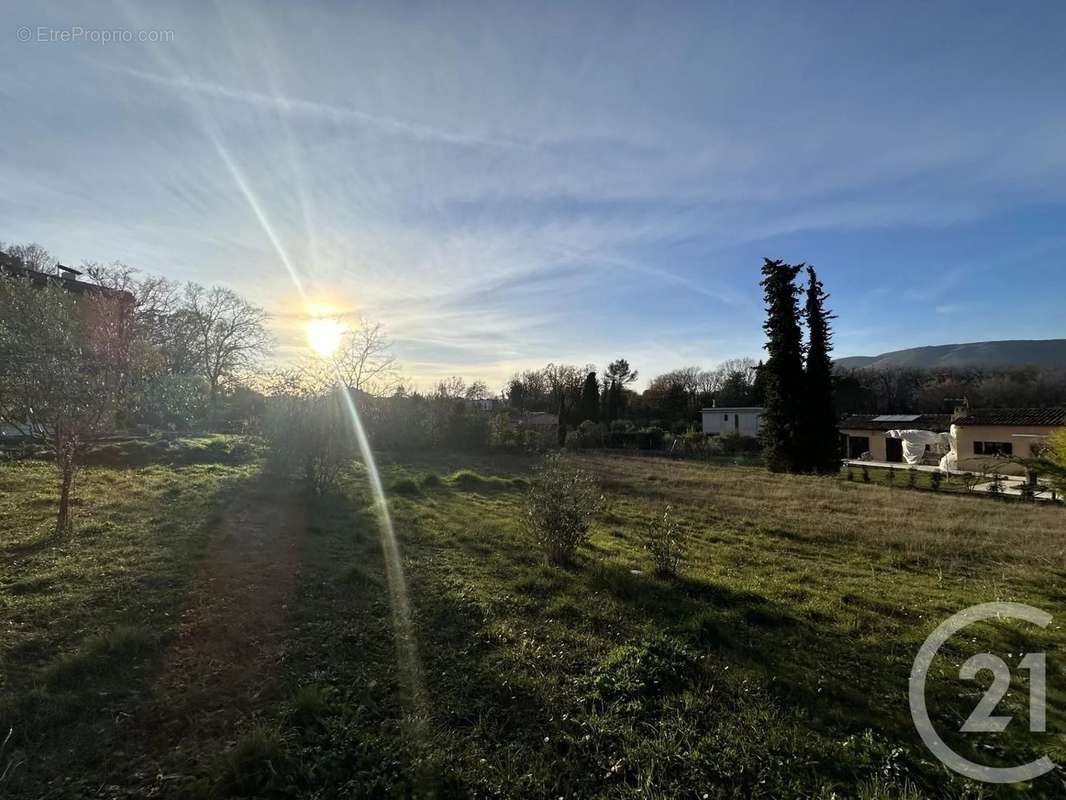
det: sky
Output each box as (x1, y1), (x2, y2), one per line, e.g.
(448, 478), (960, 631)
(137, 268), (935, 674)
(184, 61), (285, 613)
(3, 1), (1065, 390)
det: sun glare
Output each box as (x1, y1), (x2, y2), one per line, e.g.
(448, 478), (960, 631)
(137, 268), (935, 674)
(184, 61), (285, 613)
(306, 317), (346, 357)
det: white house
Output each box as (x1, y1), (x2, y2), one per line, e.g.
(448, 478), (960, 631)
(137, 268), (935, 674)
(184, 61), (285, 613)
(702, 406), (765, 437)
(466, 397), (504, 412)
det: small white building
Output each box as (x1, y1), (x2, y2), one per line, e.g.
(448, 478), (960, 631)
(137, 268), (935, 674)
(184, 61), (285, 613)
(466, 397), (504, 412)
(702, 406), (765, 437)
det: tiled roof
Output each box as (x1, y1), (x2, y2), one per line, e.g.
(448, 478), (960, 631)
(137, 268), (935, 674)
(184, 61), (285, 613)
(953, 408), (1066, 427)
(839, 414), (952, 432)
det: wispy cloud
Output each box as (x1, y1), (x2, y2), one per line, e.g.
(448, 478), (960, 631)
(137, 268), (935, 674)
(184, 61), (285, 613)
(4, 1), (1066, 387)
(102, 64), (528, 151)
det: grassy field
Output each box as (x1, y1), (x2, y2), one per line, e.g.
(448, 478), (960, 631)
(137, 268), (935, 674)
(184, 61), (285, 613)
(2, 443), (1065, 798)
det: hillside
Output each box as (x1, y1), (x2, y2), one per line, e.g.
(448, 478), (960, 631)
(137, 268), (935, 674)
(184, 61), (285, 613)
(836, 339), (1066, 370)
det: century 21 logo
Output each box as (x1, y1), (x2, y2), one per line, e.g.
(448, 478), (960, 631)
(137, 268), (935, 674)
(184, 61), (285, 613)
(909, 602), (1056, 783)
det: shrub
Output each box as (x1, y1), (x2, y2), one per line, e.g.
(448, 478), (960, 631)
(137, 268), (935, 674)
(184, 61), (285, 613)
(671, 430), (709, 458)
(886, 468), (896, 487)
(717, 434), (762, 456)
(907, 468), (918, 489)
(846, 467), (855, 482)
(930, 470), (943, 491)
(1043, 427), (1066, 494)
(218, 722), (288, 795)
(988, 471), (1005, 497)
(264, 389), (356, 495)
(389, 477), (422, 497)
(525, 453), (604, 566)
(861, 465), (870, 483)
(643, 505), (685, 577)
(449, 469), (513, 492)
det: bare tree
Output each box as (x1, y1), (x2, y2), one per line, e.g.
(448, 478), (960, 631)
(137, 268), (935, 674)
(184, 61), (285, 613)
(330, 318), (398, 397)
(297, 316), (400, 398)
(435, 376), (467, 399)
(464, 380), (489, 400)
(0, 277), (140, 532)
(183, 284), (271, 421)
(3, 242), (57, 274)
(543, 363), (588, 404)
(83, 261), (194, 373)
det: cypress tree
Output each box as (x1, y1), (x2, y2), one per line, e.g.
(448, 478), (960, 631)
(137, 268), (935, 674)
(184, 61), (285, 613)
(579, 371), (600, 422)
(759, 259), (805, 472)
(604, 378), (620, 422)
(610, 379), (624, 419)
(751, 360), (767, 405)
(803, 266), (839, 473)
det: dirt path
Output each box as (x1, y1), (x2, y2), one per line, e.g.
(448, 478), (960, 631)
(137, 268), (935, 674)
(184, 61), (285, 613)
(120, 479), (307, 794)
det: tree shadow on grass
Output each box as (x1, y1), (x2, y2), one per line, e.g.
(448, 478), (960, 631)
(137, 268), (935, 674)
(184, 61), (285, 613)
(250, 482), (543, 797)
(0, 466), (301, 797)
(572, 559), (1066, 797)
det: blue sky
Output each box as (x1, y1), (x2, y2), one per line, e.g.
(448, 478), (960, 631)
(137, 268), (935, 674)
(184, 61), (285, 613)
(3, 1), (1065, 389)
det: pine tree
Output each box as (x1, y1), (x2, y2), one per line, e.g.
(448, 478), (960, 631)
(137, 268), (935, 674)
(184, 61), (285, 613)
(803, 266), (839, 473)
(579, 371), (600, 422)
(759, 259), (805, 472)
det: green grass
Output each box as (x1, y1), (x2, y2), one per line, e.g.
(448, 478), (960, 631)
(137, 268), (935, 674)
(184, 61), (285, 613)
(2, 445), (1065, 797)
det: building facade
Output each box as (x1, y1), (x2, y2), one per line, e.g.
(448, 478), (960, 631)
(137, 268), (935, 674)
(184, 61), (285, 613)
(952, 408), (1065, 474)
(702, 406), (764, 437)
(838, 414), (951, 462)
(840, 408), (1065, 474)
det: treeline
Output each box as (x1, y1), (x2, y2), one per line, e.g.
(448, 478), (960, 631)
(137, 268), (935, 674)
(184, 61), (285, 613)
(0, 243), (276, 530)
(0, 243), (272, 431)
(833, 365), (1066, 414)
(503, 358), (764, 433)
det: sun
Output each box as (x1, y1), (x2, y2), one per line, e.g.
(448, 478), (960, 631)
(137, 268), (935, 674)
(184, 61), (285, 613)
(306, 317), (346, 357)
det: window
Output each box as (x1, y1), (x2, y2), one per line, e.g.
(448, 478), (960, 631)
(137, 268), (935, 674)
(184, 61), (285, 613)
(848, 436), (870, 459)
(974, 441), (1013, 456)
(723, 414), (729, 421)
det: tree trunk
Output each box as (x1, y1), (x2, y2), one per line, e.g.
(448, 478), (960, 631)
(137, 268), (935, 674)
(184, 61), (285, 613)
(209, 380), (219, 431)
(56, 459), (74, 535)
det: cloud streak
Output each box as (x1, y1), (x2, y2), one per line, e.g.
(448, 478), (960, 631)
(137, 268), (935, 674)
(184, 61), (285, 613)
(3, 1), (1066, 387)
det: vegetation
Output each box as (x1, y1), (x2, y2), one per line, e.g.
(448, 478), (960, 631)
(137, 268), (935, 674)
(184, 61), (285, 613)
(0, 278), (141, 532)
(181, 284), (272, 422)
(579, 371), (601, 423)
(524, 452), (604, 565)
(3, 448), (1065, 798)
(834, 364), (1066, 415)
(803, 265), (840, 473)
(3, 241), (1065, 798)
(1039, 427), (1066, 493)
(760, 259), (807, 472)
(265, 384), (358, 495)
(641, 504), (685, 577)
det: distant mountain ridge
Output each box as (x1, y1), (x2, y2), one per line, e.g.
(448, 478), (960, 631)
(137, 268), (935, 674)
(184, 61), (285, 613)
(836, 339), (1066, 370)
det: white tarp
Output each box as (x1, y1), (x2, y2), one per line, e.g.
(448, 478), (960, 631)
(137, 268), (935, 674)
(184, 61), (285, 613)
(939, 424), (959, 472)
(886, 429), (950, 466)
